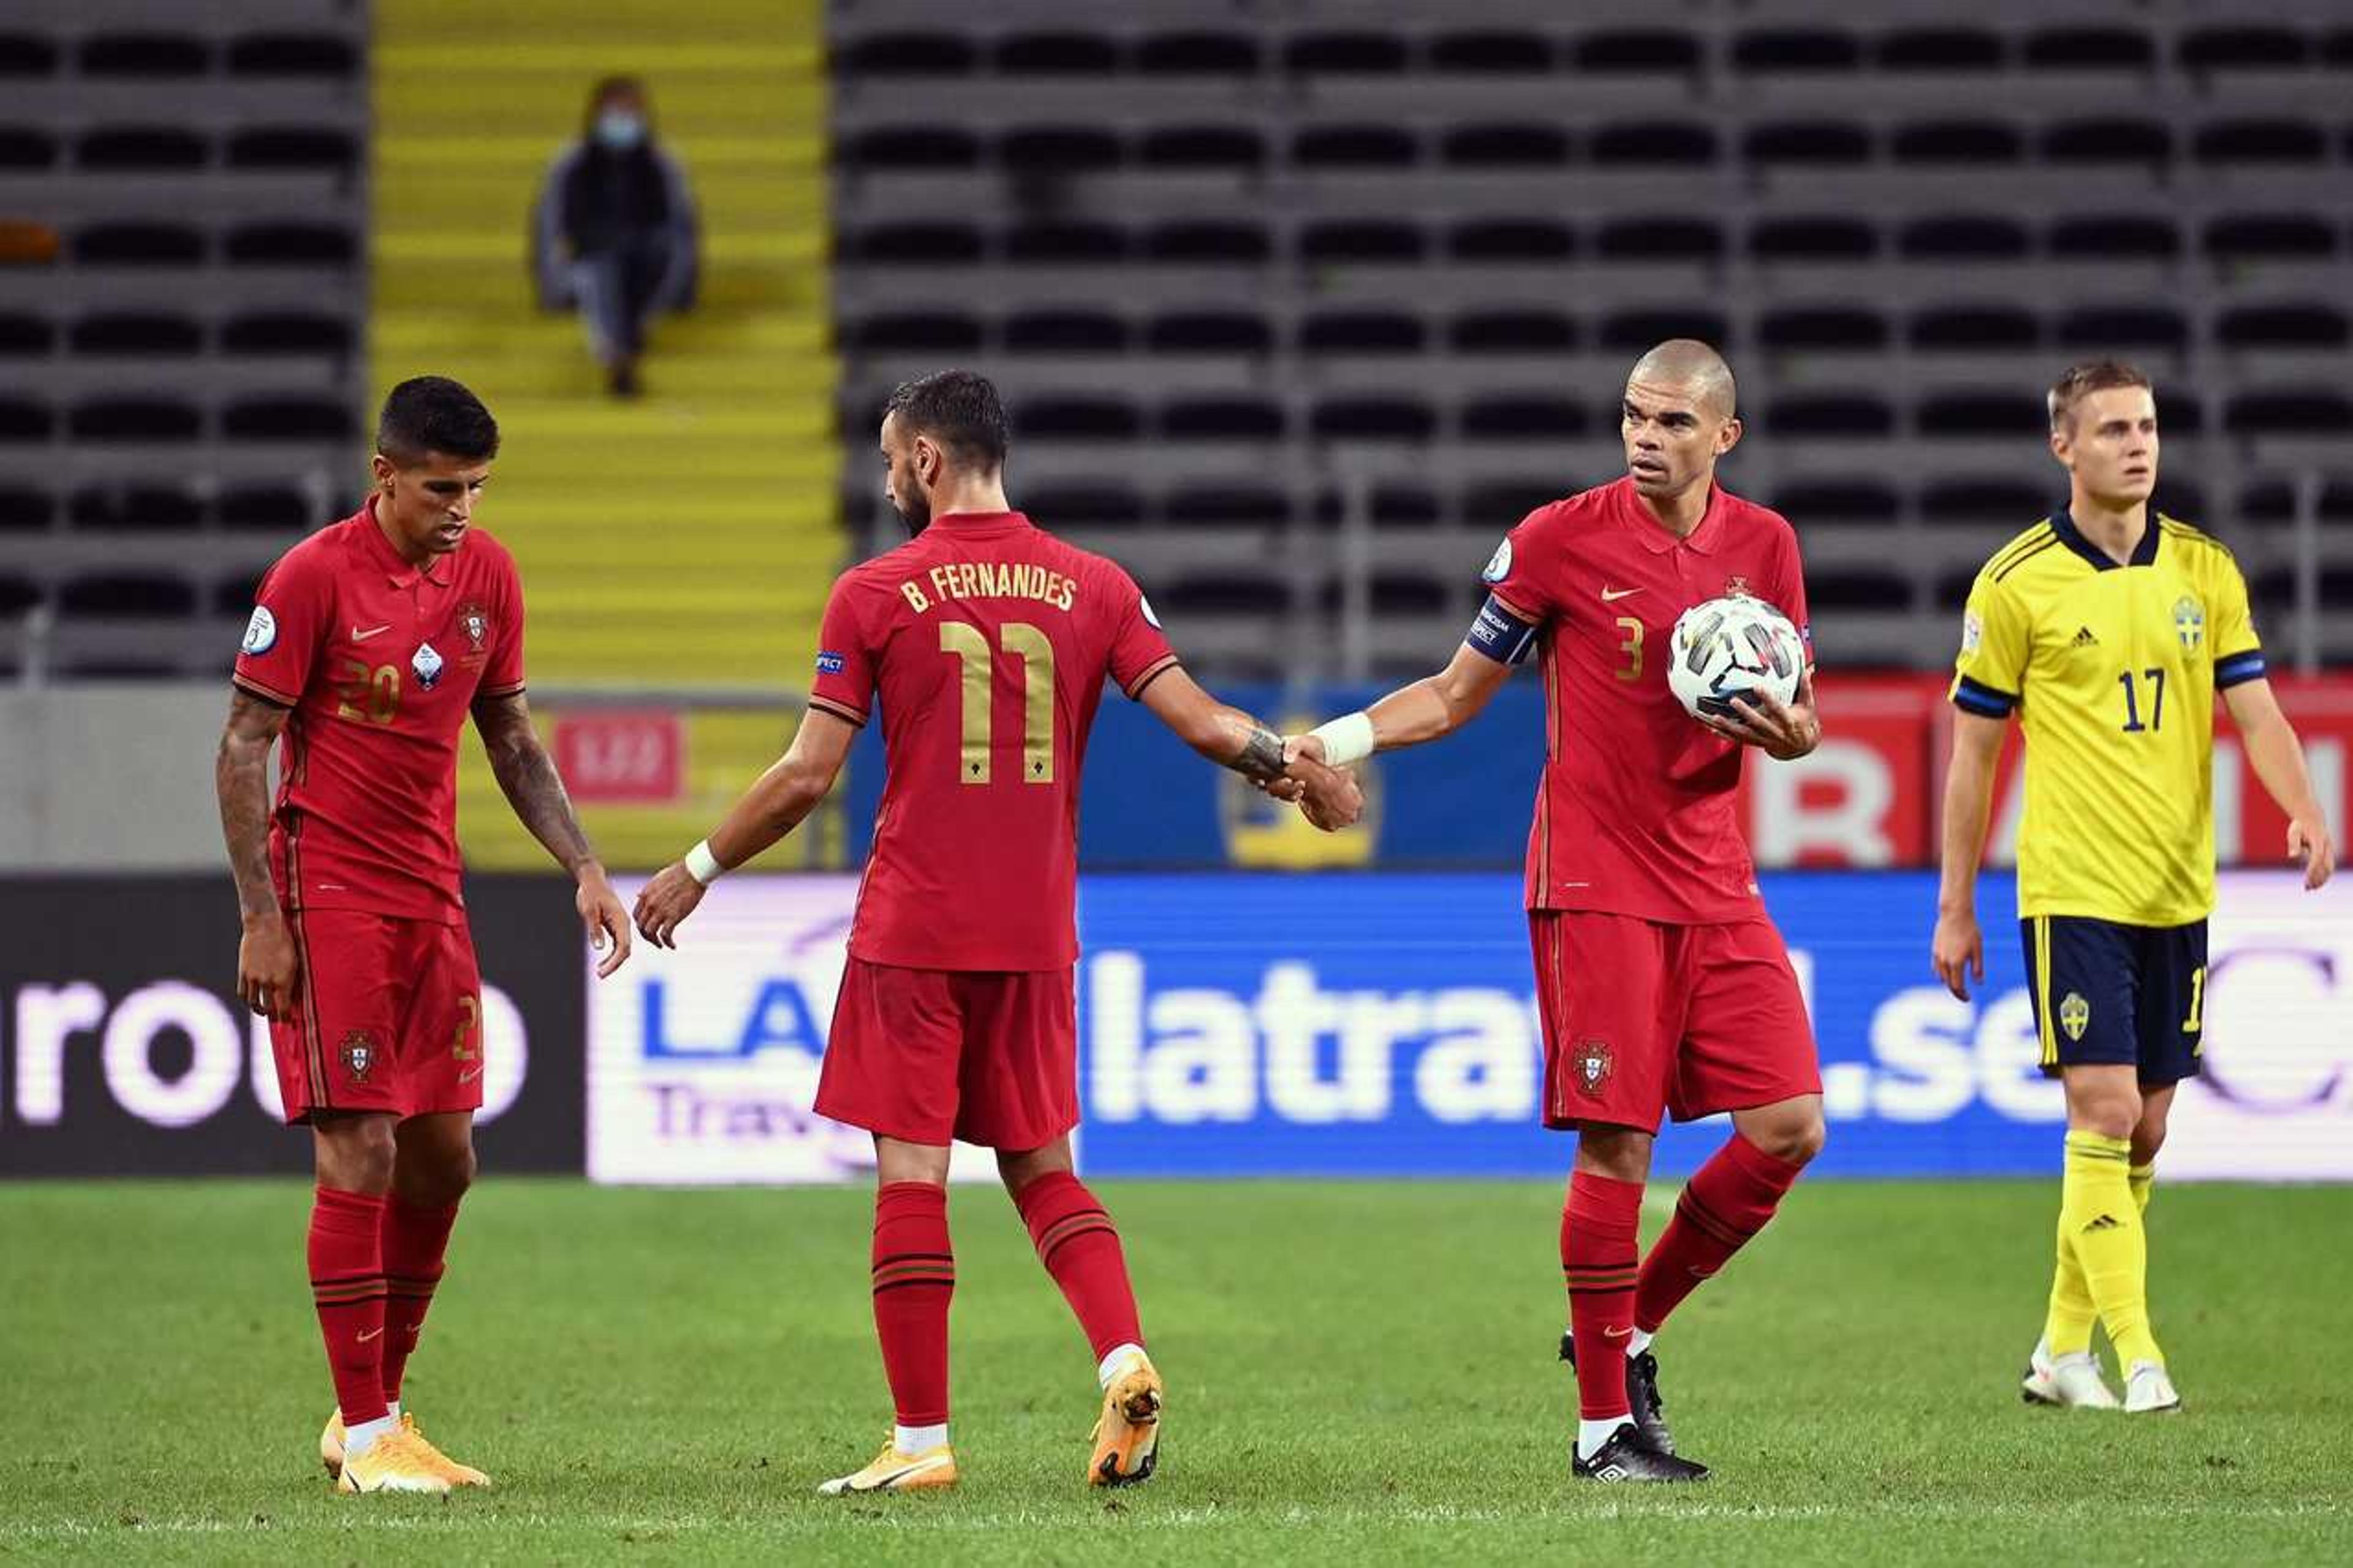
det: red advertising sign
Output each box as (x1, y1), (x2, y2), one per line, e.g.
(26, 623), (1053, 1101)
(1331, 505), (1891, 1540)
(551, 710), (685, 805)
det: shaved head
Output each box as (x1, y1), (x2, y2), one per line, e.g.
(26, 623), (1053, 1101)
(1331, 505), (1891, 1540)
(1627, 339), (1737, 419)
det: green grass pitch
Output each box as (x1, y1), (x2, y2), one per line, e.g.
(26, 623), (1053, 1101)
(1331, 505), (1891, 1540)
(3, 1178), (2349, 1564)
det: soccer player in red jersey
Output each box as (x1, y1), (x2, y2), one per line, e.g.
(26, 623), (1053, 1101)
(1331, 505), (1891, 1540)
(216, 377), (634, 1494)
(1288, 342), (1824, 1482)
(632, 370), (1356, 1494)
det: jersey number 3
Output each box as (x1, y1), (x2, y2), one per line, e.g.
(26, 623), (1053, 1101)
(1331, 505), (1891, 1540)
(940, 622), (1055, 785)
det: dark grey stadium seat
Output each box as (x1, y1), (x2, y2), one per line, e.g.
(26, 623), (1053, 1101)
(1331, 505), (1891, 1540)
(2041, 118), (2172, 164)
(0, 574), (44, 613)
(1142, 221), (1269, 264)
(1900, 214), (2031, 259)
(1745, 121), (1873, 166)
(852, 221), (983, 263)
(998, 126), (1122, 175)
(2023, 27), (2156, 72)
(0, 486), (56, 529)
(1137, 126), (1265, 171)
(838, 32), (977, 76)
(1366, 483), (1445, 526)
(1311, 395), (1436, 441)
(74, 221), (205, 267)
(0, 396), (55, 441)
(1452, 308), (1578, 353)
(2216, 303), (2350, 349)
(1768, 395), (1895, 436)
(1911, 305), (2040, 352)
(1917, 390), (2044, 436)
(1448, 218), (1575, 262)
(1301, 310), (1425, 355)
(1320, 572), (1452, 615)
(227, 127), (358, 171)
(1166, 482), (1287, 526)
(1573, 29), (1702, 76)
(0, 34), (61, 75)
(1919, 477), (2048, 526)
(1005, 220), (1128, 263)
(2155, 392), (2205, 434)
(853, 309), (983, 353)
(2319, 29), (2353, 67)
(216, 484), (311, 531)
(213, 570), (265, 616)
(844, 127), (980, 170)
(71, 485), (203, 531)
(1004, 308), (1126, 352)
(59, 572), (197, 618)
(1161, 396), (1285, 441)
(79, 126), (208, 171)
(220, 311), (357, 355)
(70, 397), (200, 441)
(80, 34), (211, 76)
(2204, 213), (2335, 259)
(1146, 311), (1268, 354)
(2154, 480), (2210, 519)
(70, 312), (202, 355)
(1735, 29), (1862, 74)
(1294, 125), (1419, 169)
(1749, 216), (1878, 260)
(1284, 32), (1408, 75)
(1300, 219), (1425, 264)
(1461, 395), (1588, 439)
(1136, 33), (1258, 76)
(1018, 396), (1142, 441)
(993, 32), (1118, 76)
(1876, 28), (2004, 72)
(2047, 215), (2180, 260)
(1160, 572), (1290, 615)
(1026, 482), (1145, 528)
(2178, 26), (2311, 73)
(0, 310), (53, 354)
(0, 127), (60, 168)
(1431, 31), (1551, 74)
(1771, 477), (1900, 523)
(224, 221), (357, 267)
(1594, 217), (1724, 261)
(1440, 123), (1571, 167)
(1591, 121), (1719, 167)
(1811, 566), (1914, 611)
(2225, 388), (2353, 434)
(1759, 306), (1888, 351)
(227, 32), (360, 77)
(1462, 479), (1564, 525)
(1599, 306), (1729, 350)
(222, 396), (352, 441)
(2194, 119), (2327, 164)
(1892, 120), (2024, 165)
(2057, 305), (2188, 350)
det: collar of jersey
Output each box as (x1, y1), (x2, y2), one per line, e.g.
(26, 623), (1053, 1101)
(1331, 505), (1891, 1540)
(357, 495), (452, 587)
(1619, 477), (1722, 555)
(929, 510), (1027, 533)
(2050, 506), (2160, 572)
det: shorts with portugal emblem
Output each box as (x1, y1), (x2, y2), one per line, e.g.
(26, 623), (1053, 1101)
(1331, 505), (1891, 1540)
(816, 958), (1078, 1150)
(270, 904), (487, 1124)
(2021, 914), (2207, 1084)
(1528, 911), (1821, 1132)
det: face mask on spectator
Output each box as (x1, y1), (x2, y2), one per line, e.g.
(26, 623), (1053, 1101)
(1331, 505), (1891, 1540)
(596, 110), (646, 150)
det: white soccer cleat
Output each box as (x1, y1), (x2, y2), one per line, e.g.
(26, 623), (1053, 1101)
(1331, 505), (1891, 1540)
(2021, 1337), (2120, 1409)
(2123, 1359), (2182, 1414)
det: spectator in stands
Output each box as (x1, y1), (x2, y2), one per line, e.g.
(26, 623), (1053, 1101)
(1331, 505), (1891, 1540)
(532, 76), (698, 398)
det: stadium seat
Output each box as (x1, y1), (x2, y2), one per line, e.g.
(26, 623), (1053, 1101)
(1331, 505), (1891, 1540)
(1876, 28), (2005, 72)
(2154, 479), (2210, 519)
(222, 396), (352, 441)
(1572, 29), (1702, 76)
(1591, 121), (1719, 167)
(1439, 123), (1572, 167)
(1367, 483), (1444, 526)
(1004, 309), (1126, 352)
(1430, 31), (1551, 74)
(70, 485), (203, 531)
(212, 569), (265, 616)
(837, 32), (977, 76)
(1137, 126), (1265, 172)
(1900, 214), (2032, 259)
(1311, 395), (1437, 441)
(1165, 481), (1287, 526)
(224, 221), (357, 267)
(1301, 311), (1425, 355)
(2194, 119), (2327, 164)
(0, 573), (42, 614)
(1300, 219), (1425, 264)
(1146, 311), (1270, 355)
(0, 396), (55, 441)
(1892, 121), (2025, 165)
(1159, 572), (1290, 615)
(1448, 218), (1576, 262)
(219, 311), (357, 356)
(1931, 567), (1980, 612)
(215, 484), (312, 531)
(1599, 306), (1729, 350)
(1460, 395), (1588, 439)
(1017, 396), (1142, 441)
(1768, 395), (1895, 436)
(79, 34), (211, 76)
(993, 32), (1119, 76)
(1135, 32), (1259, 76)
(0, 310), (53, 354)
(1759, 306), (1888, 351)
(1025, 482), (1145, 528)
(226, 127), (359, 172)
(2204, 213), (2335, 259)
(1919, 477), (2049, 526)
(73, 221), (205, 267)
(2040, 119), (2173, 164)
(1462, 478), (1565, 524)
(2155, 392), (2206, 434)
(2056, 305), (2188, 350)
(849, 310), (980, 353)
(2216, 302), (2350, 348)
(1005, 220), (1127, 263)
(1142, 220), (1269, 264)
(226, 32), (360, 77)
(1745, 121), (1873, 166)
(78, 126), (209, 171)
(1593, 217), (1724, 260)
(1749, 216), (1878, 260)
(1320, 571), (1452, 615)
(1770, 477), (1900, 523)
(1735, 29), (1862, 74)
(1810, 565), (1914, 611)
(1161, 396), (1285, 441)
(58, 572), (197, 618)
(1452, 308), (1578, 353)
(2225, 388), (2353, 434)
(70, 397), (200, 442)
(852, 220), (983, 263)
(0, 34), (61, 76)
(2178, 26), (2311, 73)
(0, 485), (55, 529)
(1294, 125), (1419, 169)
(0, 126), (60, 168)
(2322, 28), (2353, 67)
(844, 127), (980, 170)
(1284, 32), (1409, 75)
(2023, 26), (2156, 72)
(998, 126), (1122, 175)
(2047, 214), (2181, 259)
(1911, 305), (2040, 351)
(69, 312), (202, 355)
(1917, 390), (2045, 436)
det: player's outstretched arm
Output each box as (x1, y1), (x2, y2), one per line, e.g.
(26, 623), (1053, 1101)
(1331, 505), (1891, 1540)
(1137, 665), (1363, 830)
(1287, 641), (1515, 777)
(1931, 710), (2007, 999)
(470, 689), (632, 977)
(2223, 678), (2337, 889)
(216, 689), (299, 1022)
(633, 706), (860, 946)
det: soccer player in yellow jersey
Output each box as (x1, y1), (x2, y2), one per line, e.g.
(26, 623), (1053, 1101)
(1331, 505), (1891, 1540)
(1931, 361), (2336, 1414)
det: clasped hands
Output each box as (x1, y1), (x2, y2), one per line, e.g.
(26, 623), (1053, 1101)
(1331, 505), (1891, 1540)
(1252, 735), (1365, 831)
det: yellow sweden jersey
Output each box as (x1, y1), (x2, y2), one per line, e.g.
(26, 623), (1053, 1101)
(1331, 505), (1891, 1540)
(1950, 510), (2265, 925)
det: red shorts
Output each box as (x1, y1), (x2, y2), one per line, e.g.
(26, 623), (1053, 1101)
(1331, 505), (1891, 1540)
(271, 906), (485, 1124)
(815, 959), (1077, 1150)
(1528, 911), (1820, 1132)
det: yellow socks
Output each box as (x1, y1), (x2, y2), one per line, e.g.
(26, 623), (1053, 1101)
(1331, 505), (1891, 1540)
(2056, 1131), (2162, 1367)
(2046, 1157), (2154, 1356)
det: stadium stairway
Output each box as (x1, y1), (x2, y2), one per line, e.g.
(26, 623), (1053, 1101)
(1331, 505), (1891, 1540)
(370, 0), (843, 869)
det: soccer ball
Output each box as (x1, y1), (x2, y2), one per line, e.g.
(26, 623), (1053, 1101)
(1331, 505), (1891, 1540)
(1666, 596), (1805, 720)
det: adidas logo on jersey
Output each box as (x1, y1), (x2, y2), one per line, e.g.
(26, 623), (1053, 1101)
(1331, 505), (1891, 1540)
(2070, 626), (2101, 649)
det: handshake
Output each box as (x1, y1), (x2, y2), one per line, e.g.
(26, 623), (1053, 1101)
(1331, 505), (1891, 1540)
(1245, 730), (1365, 833)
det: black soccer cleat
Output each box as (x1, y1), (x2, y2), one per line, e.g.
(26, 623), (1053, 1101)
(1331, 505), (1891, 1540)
(1572, 1422), (1710, 1483)
(1559, 1335), (1680, 1456)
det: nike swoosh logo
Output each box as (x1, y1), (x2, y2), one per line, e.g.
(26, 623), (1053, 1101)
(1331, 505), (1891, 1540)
(1601, 588), (1641, 602)
(1604, 1325), (1632, 1338)
(352, 624), (392, 642)
(356, 1327), (383, 1343)
(458, 1066), (485, 1084)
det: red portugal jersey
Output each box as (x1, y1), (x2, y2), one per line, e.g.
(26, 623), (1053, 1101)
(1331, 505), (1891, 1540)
(808, 510), (1179, 971)
(1477, 477), (1811, 924)
(232, 501), (526, 922)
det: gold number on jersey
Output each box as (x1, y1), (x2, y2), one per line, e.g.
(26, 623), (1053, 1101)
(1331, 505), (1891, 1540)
(2183, 966), (2206, 1036)
(333, 659), (401, 724)
(451, 994), (480, 1061)
(1614, 616), (1644, 682)
(939, 622), (1057, 786)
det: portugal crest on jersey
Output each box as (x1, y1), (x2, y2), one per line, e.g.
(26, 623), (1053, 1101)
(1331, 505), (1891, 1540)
(457, 600), (491, 651)
(2059, 992), (2091, 1042)
(1572, 1039), (1615, 1097)
(2173, 596), (2205, 652)
(340, 1030), (377, 1083)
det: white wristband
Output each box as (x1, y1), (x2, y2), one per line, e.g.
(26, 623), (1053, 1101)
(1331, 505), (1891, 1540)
(1307, 711), (1376, 768)
(684, 839), (726, 887)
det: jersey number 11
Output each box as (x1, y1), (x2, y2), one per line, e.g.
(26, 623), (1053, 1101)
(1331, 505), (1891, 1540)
(940, 622), (1055, 785)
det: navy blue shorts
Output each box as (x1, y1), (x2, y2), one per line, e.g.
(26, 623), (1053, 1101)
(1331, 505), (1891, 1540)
(2020, 915), (2208, 1085)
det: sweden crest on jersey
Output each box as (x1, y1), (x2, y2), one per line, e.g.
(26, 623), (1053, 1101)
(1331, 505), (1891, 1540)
(2173, 596), (2204, 652)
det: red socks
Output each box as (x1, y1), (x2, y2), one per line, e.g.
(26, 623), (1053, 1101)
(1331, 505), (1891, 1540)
(308, 1185), (391, 1427)
(1014, 1171), (1143, 1361)
(379, 1197), (459, 1406)
(1562, 1170), (1643, 1420)
(871, 1182), (955, 1427)
(1635, 1132), (1805, 1335)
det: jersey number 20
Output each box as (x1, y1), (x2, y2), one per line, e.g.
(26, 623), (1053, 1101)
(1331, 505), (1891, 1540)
(940, 622), (1055, 785)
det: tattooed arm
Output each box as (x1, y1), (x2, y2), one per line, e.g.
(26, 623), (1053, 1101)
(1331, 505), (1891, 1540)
(217, 689), (300, 1021)
(471, 688), (632, 976)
